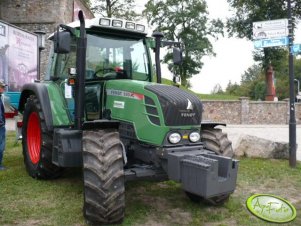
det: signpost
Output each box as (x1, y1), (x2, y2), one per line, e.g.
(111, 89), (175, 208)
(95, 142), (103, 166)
(252, 11), (296, 167)
(254, 37), (289, 49)
(288, 0), (296, 168)
(253, 19), (288, 40)
(291, 44), (301, 55)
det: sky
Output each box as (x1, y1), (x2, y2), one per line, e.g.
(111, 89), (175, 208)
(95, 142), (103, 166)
(136, 0), (255, 94)
(190, 0), (255, 94)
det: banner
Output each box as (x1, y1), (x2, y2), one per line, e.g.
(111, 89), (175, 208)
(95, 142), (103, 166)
(0, 22), (9, 87)
(7, 25), (38, 91)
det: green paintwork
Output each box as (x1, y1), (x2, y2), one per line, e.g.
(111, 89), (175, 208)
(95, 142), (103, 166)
(246, 194), (297, 223)
(44, 81), (72, 126)
(105, 80), (199, 146)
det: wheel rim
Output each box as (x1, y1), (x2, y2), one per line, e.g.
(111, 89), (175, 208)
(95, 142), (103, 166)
(27, 112), (41, 164)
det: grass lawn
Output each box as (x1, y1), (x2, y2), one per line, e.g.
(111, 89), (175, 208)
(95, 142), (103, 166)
(1, 131), (301, 226)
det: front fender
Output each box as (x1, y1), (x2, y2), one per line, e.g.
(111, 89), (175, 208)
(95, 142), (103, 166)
(19, 83), (54, 131)
(201, 121), (226, 129)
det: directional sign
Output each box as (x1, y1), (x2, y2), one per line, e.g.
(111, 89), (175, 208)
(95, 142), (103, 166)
(254, 37), (289, 49)
(291, 44), (301, 54)
(253, 19), (288, 40)
(253, 19), (288, 30)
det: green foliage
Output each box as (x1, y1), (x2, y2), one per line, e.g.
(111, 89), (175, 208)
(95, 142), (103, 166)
(2, 132), (301, 225)
(225, 64), (266, 100)
(226, 0), (298, 40)
(253, 80), (266, 100)
(211, 83), (224, 94)
(162, 78), (239, 100)
(81, 0), (91, 7)
(143, 0), (224, 88)
(91, 0), (141, 20)
(241, 64), (263, 83)
(226, 57), (301, 100)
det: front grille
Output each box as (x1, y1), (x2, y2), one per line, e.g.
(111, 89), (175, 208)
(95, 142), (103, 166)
(145, 96), (161, 126)
(145, 85), (202, 126)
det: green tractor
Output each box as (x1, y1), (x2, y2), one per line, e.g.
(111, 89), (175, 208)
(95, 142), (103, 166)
(18, 11), (238, 225)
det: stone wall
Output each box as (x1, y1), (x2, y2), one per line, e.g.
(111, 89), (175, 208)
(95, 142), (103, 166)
(202, 100), (242, 124)
(202, 97), (301, 124)
(0, 0), (94, 78)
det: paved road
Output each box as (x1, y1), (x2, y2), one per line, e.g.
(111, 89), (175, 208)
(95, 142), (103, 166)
(6, 119), (301, 161)
(221, 124), (301, 161)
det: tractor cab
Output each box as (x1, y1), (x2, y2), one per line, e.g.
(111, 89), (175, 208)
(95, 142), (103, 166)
(47, 18), (153, 83)
(46, 18), (158, 122)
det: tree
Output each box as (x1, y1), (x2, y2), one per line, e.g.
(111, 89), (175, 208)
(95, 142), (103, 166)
(82, 0), (91, 7)
(91, 0), (140, 20)
(143, 0), (223, 87)
(225, 80), (240, 96)
(224, 64), (266, 99)
(241, 64), (262, 83)
(211, 83), (224, 94)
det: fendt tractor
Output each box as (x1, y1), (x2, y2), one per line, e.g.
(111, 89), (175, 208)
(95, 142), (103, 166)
(18, 11), (238, 225)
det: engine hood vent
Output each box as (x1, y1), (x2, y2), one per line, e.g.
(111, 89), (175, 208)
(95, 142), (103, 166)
(145, 85), (203, 126)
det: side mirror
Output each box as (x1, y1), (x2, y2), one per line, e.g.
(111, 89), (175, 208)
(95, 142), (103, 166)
(54, 31), (71, 53)
(173, 47), (183, 65)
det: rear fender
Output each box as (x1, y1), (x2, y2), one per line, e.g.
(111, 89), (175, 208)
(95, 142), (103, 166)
(201, 121), (226, 130)
(18, 83), (53, 131)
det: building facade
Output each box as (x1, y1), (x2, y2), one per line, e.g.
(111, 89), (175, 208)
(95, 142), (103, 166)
(0, 0), (94, 78)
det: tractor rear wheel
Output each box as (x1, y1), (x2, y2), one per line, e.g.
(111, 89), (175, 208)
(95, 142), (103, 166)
(83, 129), (125, 225)
(201, 127), (233, 157)
(22, 96), (63, 179)
(185, 127), (233, 205)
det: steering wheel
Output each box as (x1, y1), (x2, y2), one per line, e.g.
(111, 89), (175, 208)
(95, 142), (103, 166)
(93, 67), (116, 78)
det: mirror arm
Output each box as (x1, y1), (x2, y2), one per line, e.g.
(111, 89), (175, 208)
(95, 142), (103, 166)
(161, 40), (181, 48)
(59, 24), (76, 36)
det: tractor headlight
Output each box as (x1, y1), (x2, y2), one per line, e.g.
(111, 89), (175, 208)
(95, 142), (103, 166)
(189, 132), (200, 143)
(168, 133), (181, 144)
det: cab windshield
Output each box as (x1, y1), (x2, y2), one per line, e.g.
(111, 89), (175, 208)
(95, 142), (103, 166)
(48, 33), (151, 81)
(86, 34), (150, 81)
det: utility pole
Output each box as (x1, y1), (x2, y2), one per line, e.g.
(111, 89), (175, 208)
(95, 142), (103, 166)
(288, 0), (297, 167)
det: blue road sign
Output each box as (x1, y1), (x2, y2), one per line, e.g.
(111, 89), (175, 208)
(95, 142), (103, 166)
(291, 44), (301, 54)
(254, 37), (289, 49)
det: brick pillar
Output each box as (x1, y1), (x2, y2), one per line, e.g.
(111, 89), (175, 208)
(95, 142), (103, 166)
(265, 65), (276, 101)
(240, 97), (249, 124)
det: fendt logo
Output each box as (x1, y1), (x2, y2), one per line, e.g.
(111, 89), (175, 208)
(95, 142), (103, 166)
(181, 112), (196, 117)
(180, 99), (195, 117)
(186, 99), (193, 110)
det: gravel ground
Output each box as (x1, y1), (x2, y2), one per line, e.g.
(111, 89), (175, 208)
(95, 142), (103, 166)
(220, 124), (301, 161)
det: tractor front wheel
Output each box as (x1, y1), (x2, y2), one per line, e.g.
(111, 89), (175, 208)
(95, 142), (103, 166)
(201, 127), (233, 157)
(83, 129), (125, 225)
(22, 95), (63, 179)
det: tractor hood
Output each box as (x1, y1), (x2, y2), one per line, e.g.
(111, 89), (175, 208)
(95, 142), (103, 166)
(105, 80), (203, 127)
(144, 84), (203, 126)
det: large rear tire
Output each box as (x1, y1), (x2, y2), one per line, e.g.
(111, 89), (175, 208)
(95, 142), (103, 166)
(22, 96), (63, 179)
(201, 127), (233, 157)
(83, 129), (125, 225)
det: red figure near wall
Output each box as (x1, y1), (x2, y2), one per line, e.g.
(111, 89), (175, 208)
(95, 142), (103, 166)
(265, 65), (277, 101)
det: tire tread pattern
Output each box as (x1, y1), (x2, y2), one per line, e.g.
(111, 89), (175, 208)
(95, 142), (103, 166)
(201, 128), (233, 157)
(83, 129), (125, 225)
